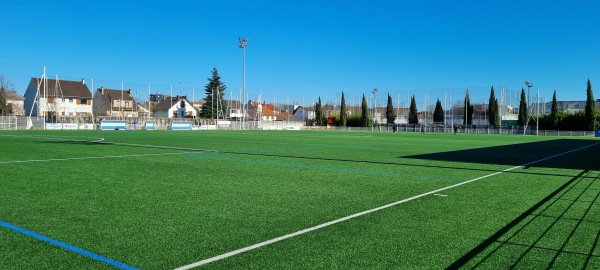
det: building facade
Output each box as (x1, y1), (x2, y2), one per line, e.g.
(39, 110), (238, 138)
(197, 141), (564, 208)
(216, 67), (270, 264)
(24, 78), (92, 118)
(93, 87), (138, 117)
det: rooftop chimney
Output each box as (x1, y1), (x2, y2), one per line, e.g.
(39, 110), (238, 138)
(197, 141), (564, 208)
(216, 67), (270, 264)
(81, 78), (86, 85)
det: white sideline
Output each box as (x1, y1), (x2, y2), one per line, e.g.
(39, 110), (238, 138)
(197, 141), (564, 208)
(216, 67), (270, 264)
(174, 141), (600, 270)
(0, 134), (105, 143)
(0, 152), (191, 164)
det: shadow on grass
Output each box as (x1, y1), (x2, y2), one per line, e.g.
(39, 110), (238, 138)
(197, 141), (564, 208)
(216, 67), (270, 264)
(404, 139), (600, 171)
(447, 170), (600, 269)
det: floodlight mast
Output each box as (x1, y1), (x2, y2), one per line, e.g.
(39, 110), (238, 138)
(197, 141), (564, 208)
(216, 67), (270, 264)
(372, 88), (378, 131)
(239, 37), (248, 130)
(524, 81), (533, 135)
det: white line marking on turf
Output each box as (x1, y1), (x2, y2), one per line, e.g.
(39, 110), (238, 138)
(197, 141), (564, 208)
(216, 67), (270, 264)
(0, 152), (191, 165)
(433, 194), (448, 197)
(173, 141), (600, 270)
(0, 134), (105, 143)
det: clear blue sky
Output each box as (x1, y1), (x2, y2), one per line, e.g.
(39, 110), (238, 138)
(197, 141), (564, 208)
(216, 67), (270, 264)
(1, 0), (599, 108)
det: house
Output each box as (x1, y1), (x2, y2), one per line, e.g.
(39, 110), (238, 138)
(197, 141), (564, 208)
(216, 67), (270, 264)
(293, 105), (314, 120)
(5, 91), (25, 116)
(225, 100), (244, 119)
(24, 78), (92, 118)
(92, 87), (138, 117)
(153, 95), (197, 118)
(247, 101), (292, 121)
(136, 102), (152, 118)
(192, 101), (205, 115)
(543, 100), (600, 114)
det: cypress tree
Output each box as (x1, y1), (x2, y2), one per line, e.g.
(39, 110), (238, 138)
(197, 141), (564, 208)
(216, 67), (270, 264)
(315, 97), (323, 126)
(585, 79), (596, 130)
(488, 86), (499, 126)
(549, 90), (558, 128)
(464, 90), (474, 125)
(517, 88), (528, 126)
(0, 86), (8, 116)
(386, 93), (395, 126)
(360, 94), (370, 127)
(340, 91), (347, 127)
(433, 98), (444, 123)
(408, 95), (418, 125)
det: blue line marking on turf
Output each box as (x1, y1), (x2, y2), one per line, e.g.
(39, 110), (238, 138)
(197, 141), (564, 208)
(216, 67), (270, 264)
(183, 153), (462, 182)
(0, 220), (138, 270)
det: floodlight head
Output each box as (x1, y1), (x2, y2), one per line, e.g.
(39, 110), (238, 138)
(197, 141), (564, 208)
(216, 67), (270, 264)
(239, 37), (249, 48)
(525, 81), (533, 87)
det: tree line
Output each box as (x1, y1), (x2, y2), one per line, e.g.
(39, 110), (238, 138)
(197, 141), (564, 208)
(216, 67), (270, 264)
(318, 80), (598, 131)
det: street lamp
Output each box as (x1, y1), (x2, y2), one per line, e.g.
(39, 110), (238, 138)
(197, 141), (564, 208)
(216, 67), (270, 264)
(239, 37), (248, 130)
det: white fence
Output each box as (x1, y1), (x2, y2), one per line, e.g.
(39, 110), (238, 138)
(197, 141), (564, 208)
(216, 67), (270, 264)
(1, 116), (597, 137)
(0, 116), (17, 130)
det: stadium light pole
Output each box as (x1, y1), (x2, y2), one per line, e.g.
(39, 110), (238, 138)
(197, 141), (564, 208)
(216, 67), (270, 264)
(525, 80), (532, 112)
(525, 81), (533, 134)
(372, 88), (378, 131)
(239, 37), (248, 130)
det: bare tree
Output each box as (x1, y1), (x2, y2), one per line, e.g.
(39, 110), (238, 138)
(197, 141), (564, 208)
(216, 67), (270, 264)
(0, 74), (16, 115)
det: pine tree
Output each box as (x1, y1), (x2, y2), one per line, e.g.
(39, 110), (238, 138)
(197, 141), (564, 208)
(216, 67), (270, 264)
(386, 93), (395, 126)
(340, 91), (347, 127)
(517, 88), (528, 126)
(315, 97), (323, 126)
(585, 79), (596, 130)
(464, 90), (474, 125)
(433, 99), (444, 123)
(200, 68), (227, 119)
(549, 90), (558, 128)
(361, 94), (370, 127)
(408, 95), (418, 125)
(488, 86), (499, 126)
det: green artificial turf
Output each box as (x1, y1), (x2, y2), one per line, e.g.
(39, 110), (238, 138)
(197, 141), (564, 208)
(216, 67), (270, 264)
(0, 130), (598, 269)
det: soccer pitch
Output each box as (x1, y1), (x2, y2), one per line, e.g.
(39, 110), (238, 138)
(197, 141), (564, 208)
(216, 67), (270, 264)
(0, 130), (598, 269)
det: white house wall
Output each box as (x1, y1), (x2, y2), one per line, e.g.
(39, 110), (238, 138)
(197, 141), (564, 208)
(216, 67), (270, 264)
(36, 98), (92, 116)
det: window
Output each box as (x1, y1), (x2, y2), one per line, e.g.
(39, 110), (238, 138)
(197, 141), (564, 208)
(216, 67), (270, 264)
(80, 99), (88, 105)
